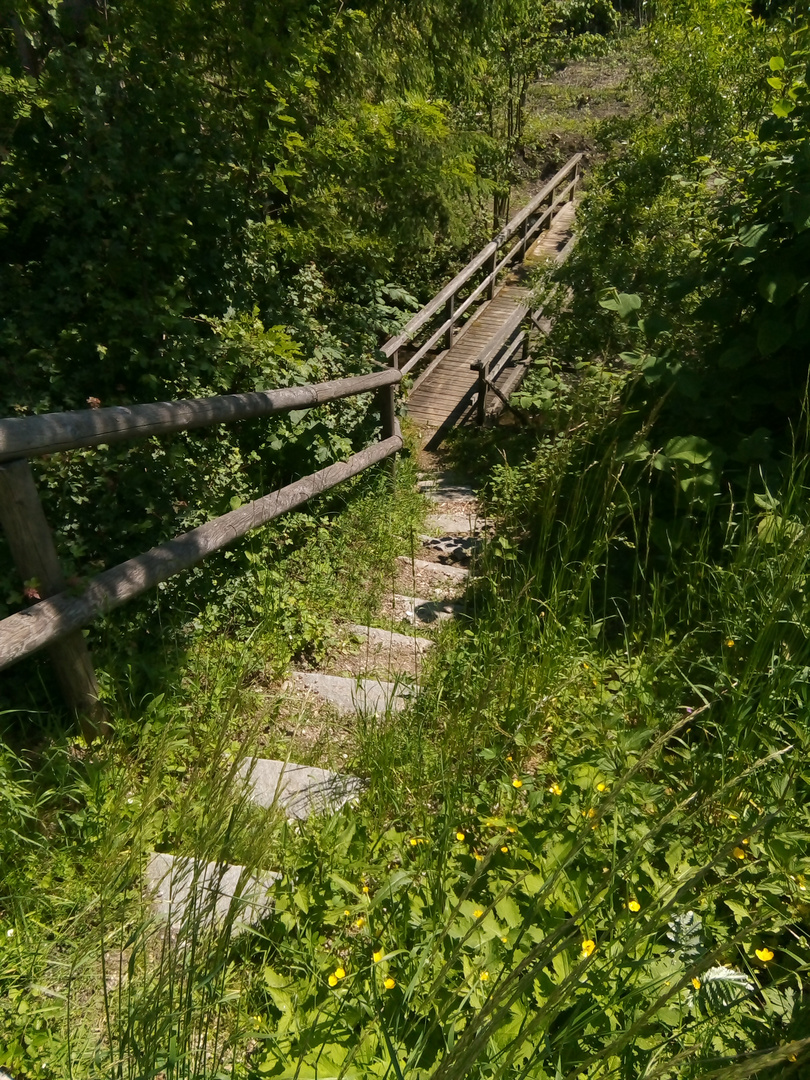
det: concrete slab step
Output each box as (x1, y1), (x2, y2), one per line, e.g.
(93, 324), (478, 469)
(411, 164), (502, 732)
(238, 758), (362, 820)
(416, 479), (477, 503)
(348, 623), (433, 655)
(145, 852), (279, 936)
(426, 511), (489, 536)
(385, 593), (464, 626)
(292, 671), (410, 714)
(396, 555), (469, 584)
(419, 534), (482, 564)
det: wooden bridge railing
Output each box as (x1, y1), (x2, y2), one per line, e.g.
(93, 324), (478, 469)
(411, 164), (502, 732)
(0, 369), (401, 734)
(381, 153), (583, 380)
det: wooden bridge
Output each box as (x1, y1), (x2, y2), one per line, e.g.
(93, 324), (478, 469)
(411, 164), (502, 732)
(382, 154), (582, 446)
(0, 154), (582, 725)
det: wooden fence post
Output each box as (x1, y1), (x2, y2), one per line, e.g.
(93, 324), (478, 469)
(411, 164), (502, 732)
(0, 459), (108, 739)
(445, 293), (456, 349)
(377, 352), (398, 482)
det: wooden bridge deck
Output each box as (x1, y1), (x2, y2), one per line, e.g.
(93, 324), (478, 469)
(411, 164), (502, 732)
(406, 200), (577, 444)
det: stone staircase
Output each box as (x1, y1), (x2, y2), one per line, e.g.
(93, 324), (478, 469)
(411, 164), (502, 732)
(144, 469), (487, 934)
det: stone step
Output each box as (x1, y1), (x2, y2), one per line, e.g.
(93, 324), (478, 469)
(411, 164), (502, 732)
(145, 852), (279, 936)
(396, 556), (469, 598)
(292, 671), (410, 714)
(419, 534), (482, 564)
(238, 758), (362, 820)
(426, 511), (486, 536)
(385, 593), (464, 626)
(416, 479), (478, 503)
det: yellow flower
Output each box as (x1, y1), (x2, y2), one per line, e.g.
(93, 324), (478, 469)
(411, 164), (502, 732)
(501, 845), (509, 853)
(335, 967), (346, 979)
(507, 826), (516, 834)
(506, 755), (513, 761)
(512, 778), (523, 788)
(355, 917), (365, 929)
(480, 971), (489, 981)
(628, 900), (641, 913)
(501, 936), (507, 943)
(596, 782), (606, 792)
(384, 977), (396, 989)
(549, 783), (562, 796)
(692, 977), (701, 990)
(742, 837), (749, 845)
(733, 847), (746, 860)
(343, 909), (350, 916)
(456, 831), (465, 841)
(328, 974), (338, 987)
(362, 885), (370, 894)
(581, 939), (596, 957)
(373, 949), (383, 963)
(755, 947), (774, 963)
(409, 838), (418, 847)
(474, 853), (483, 861)
(474, 909), (484, 918)
(726, 638), (735, 647)
(583, 662), (590, 670)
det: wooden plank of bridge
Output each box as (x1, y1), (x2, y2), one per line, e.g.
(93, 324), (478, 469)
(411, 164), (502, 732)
(406, 199), (578, 443)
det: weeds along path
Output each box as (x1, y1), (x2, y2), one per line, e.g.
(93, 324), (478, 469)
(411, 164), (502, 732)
(141, 188), (582, 937)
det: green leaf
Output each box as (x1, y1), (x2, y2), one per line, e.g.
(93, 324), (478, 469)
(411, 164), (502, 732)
(758, 270), (797, 306)
(738, 223), (769, 248)
(599, 291), (642, 318)
(772, 98), (795, 118)
(757, 317), (792, 356)
(662, 436), (715, 466)
(769, 56), (785, 70)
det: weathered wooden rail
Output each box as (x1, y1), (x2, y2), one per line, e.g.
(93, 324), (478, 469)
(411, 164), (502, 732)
(383, 154), (582, 384)
(0, 370), (401, 733)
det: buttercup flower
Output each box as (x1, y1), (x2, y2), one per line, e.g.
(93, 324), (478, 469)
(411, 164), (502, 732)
(581, 939), (596, 957)
(355, 917), (365, 929)
(512, 778), (523, 788)
(479, 971), (489, 981)
(733, 847), (746, 860)
(456, 831), (465, 841)
(409, 838), (418, 847)
(501, 845), (509, 853)
(549, 783), (562, 796)
(328, 974), (338, 987)
(755, 947), (774, 962)
(335, 967), (346, 979)
(474, 908), (484, 918)
(596, 782), (606, 792)
(726, 638), (735, 647)
(373, 949), (383, 963)
(692, 977), (701, 990)
(628, 900), (641, 913)
(384, 977), (396, 989)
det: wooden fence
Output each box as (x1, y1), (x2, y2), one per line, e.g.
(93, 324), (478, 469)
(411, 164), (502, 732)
(0, 370), (400, 734)
(380, 153), (583, 382)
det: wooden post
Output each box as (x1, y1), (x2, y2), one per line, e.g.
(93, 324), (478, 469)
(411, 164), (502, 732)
(476, 363), (488, 425)
(445, 293), (456, 349)
(377, 351), (398, 483)
(486, 249), (498, 301)
(0, 459), (108, 739)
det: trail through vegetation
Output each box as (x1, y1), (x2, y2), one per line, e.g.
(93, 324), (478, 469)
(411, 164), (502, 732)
(2, 2), (810, 1078)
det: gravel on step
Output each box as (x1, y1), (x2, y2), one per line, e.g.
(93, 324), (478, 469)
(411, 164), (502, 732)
(145, 852), (279, 936)
(238, 758), (362, 820)
(292, 671), (410, 714)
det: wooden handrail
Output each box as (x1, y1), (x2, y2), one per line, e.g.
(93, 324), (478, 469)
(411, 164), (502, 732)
(0, 367), (402, 732)
(0, 369), (401, 462)
(382, 154), (583, 361)
(0, 434), (402, 674)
